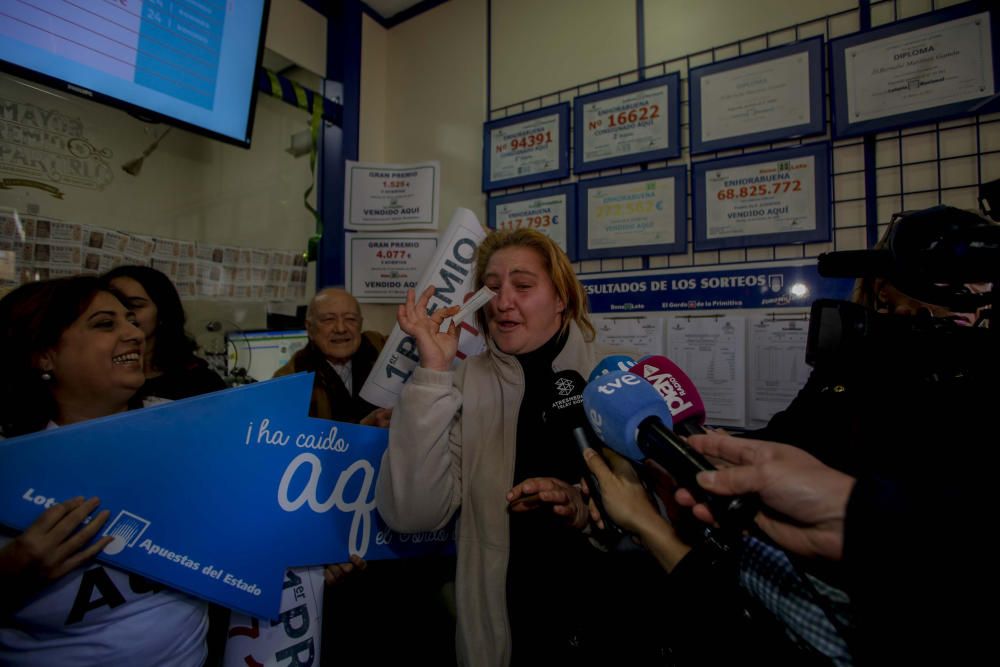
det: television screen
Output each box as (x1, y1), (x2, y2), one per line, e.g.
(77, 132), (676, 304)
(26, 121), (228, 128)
(0, 0), (270, 147)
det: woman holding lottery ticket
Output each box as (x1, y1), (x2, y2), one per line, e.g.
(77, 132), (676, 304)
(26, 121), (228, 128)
(375, 228), (666, 666)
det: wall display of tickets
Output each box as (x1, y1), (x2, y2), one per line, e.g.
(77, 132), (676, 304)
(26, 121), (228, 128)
(1, 211), (309, 303)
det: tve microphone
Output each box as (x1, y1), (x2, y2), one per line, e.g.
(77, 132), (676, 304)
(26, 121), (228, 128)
(587, 355), (636, 383)
(583, 370), (758, 532)
(547, 370), (623, 536)
(628, 356), (707, 435)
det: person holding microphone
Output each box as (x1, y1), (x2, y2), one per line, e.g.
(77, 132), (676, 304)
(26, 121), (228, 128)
(375, 229), (664, 666)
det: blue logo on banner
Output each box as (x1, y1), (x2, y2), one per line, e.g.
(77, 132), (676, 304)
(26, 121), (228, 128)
(0, 373), (452, 620)
(582, 263), (854, 313)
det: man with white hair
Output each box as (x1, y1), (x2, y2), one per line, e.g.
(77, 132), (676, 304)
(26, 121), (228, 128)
(274, 287), (390, 426)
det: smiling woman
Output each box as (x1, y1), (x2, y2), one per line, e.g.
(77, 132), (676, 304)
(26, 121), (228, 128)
(0, 276), (208, 665)
(103, 266), (227, 403)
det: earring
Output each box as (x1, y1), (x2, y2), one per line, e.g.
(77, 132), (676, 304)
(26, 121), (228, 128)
(40, 372), (52, 381)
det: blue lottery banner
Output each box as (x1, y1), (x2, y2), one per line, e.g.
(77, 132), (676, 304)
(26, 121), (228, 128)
(582, 262), (854, 313)
(0, 373), (453, 620)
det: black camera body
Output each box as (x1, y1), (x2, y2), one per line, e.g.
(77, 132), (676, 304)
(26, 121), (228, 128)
(806, 299), (995, 373)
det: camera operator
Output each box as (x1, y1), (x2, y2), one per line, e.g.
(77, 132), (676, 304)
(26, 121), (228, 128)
(708, 205), (999, 664)
(746, 206), (996, 480)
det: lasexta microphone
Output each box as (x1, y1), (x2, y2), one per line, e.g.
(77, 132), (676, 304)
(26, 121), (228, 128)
(587, 355), (636, 383)
(628, 356), (707, 435)
(582, 371), (758, 532)
(546, 370), (624, 536)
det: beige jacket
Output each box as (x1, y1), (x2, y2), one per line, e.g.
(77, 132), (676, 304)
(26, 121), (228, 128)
(374, 323), (614, 666)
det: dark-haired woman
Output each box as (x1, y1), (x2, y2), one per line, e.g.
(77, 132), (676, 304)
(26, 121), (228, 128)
(104, 265), (226, 403)
(0, 276), (207, 665)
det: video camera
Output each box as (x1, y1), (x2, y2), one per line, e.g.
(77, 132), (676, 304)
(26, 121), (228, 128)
(811, 205), (999, 366)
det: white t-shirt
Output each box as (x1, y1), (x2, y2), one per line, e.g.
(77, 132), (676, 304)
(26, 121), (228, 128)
(0, 542), (208, 666)
(0, 421), (207, 666)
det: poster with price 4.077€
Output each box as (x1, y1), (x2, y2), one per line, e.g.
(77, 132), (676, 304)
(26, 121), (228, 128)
(694, 143), (831, 251)
(347, 233), (439, 304)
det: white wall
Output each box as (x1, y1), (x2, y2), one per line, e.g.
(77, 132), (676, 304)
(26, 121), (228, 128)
(356, 0), (488, 335)
(265, 0), (328, 78)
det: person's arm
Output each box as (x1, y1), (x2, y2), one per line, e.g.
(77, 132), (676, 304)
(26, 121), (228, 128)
(1, 497), (112, 616)
(374, 287), (463, 533)
(375, 366), (464, 532)
(582, 448), (692, 572)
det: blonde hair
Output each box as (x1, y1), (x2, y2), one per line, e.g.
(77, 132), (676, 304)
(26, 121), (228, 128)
(474, 228), (595, 342)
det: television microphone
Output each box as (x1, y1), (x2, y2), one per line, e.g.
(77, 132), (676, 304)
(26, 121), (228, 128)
(628, 356), (707, 435)
(546, 370), (624, 537)
(587, 355), (636, 383)
(582, 370), (758, 532)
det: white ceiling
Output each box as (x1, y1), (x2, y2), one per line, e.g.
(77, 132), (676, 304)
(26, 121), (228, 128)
(365, 0), (428, 20)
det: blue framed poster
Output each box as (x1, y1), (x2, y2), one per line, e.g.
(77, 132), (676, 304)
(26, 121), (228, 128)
(576, 166), (687, 260)
(572, 73), (681, 173)
(690, 37), (826, 155)
(482, 103), (570, 191)
(488, 184), (577, 260)
(693, 143), (831, 251)
(830, 3), (999, 139)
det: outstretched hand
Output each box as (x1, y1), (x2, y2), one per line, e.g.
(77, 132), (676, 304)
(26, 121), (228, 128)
(507, 477), (590, 530)
(676, 433), (855, 560)
(396, 287), (461, 371)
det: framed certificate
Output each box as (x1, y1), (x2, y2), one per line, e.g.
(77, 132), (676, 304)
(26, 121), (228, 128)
(692, 143), (831, 251)
(488, 184), (577, 260)
(572, 73), (681, 173)
(830, 4), (999, 138)
(690, 37), (825, 154)
(482, 103), (570, 191)
(576, 166), (687, 260)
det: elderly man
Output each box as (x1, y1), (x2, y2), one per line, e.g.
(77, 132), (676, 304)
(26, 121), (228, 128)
(274, 287), (391, 427)
(276, 288), (456, 663)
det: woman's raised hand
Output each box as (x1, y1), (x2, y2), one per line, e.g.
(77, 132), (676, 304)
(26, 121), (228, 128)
(396, 286), (462, 372)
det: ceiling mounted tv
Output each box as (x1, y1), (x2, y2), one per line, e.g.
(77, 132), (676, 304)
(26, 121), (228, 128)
(0, 0), (270, 148)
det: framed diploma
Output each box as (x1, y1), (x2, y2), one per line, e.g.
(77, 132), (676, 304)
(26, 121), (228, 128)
(482, 103), (570, 191)
(692, 143), (831, 251)
(488, 184), (577, 260)
(572, 73), (681, 173)
(689, 37), (825, 154)
(576, 166), (687, 260)
(830, 4), (999, 138)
